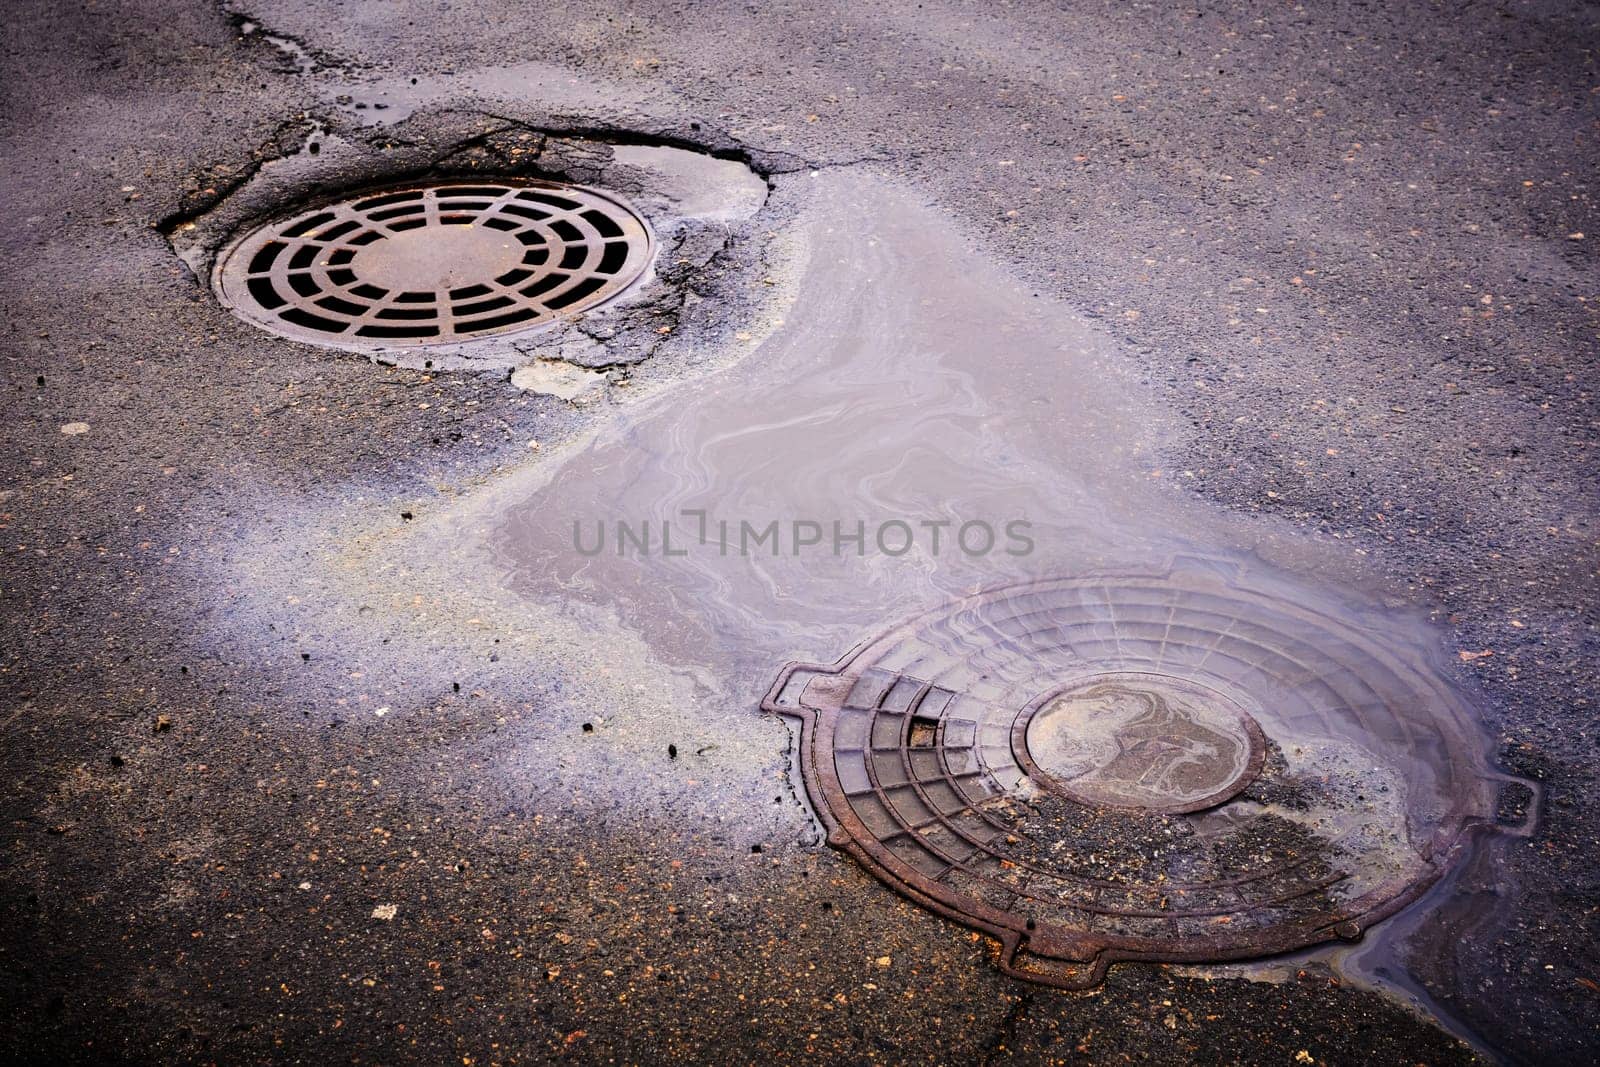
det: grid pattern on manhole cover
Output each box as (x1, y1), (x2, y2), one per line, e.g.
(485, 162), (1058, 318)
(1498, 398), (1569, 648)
(213, 181), (653, 348)
(763, 565), (1514, 989)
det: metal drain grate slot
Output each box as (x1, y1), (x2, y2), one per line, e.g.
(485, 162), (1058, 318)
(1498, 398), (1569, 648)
(214, 181), (653, 349)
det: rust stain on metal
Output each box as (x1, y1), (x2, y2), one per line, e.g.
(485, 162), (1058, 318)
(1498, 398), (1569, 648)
(763, 563), (1536, 990)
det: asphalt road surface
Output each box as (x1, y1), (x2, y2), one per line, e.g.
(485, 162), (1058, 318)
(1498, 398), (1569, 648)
(2, 1), (1597, 1064)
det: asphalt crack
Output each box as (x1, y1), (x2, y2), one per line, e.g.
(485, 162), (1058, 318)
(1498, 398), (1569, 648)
(216, 0), (349, 75)
(979, 992), (1034, 1064)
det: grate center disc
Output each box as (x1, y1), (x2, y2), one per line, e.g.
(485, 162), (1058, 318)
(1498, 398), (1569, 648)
(350, 224), (524, 293)
(1015, 673), (1264, 813)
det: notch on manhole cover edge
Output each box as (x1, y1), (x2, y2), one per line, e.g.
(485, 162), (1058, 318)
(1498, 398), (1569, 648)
(213, 179), (654, 351)
(763, 565), (1534, 990)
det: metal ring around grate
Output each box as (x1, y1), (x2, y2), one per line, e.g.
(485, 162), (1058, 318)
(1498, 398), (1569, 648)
(763, 563), (1531, 990)
(213, 180), (654, 349)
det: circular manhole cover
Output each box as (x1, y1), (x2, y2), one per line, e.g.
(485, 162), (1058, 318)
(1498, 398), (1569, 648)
(763, 564), (1529, 989)
(213, 180), (653, 349)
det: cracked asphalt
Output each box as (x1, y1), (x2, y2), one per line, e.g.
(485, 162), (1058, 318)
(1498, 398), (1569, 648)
(2, 1), (1597, 1064)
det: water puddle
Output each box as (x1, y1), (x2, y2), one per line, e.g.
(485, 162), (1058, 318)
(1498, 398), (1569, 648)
(492, 173), (1187, 666)
(474, 170), (1525, 1030)
(487, 172), (1428, 674)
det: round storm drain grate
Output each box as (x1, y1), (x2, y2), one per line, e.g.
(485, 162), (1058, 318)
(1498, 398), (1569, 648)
(213, 180), (653, 349)
(763, 563), (1532, 989)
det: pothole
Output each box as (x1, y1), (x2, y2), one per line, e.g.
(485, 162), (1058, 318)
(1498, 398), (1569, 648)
(763, 563), (1534, 989)
(212, 180), (654, 349)
(167, 120), (777, 371)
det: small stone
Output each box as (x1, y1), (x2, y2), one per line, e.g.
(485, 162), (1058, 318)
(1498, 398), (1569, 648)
(59, 422), (90, 436)
(510, 360), (606, 403)
(371, 903), (398, 921)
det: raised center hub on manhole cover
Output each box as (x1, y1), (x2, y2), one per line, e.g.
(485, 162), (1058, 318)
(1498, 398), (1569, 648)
(350, 224), (525, 293)
(212, 180), (653, 349)
(763, 563), (1534, 990)
(1016, 673), (1264, 814)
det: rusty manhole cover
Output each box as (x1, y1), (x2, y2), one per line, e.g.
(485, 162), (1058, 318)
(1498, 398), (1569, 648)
(213, 180), (653, 349)
(764, 563), (1532, 989)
